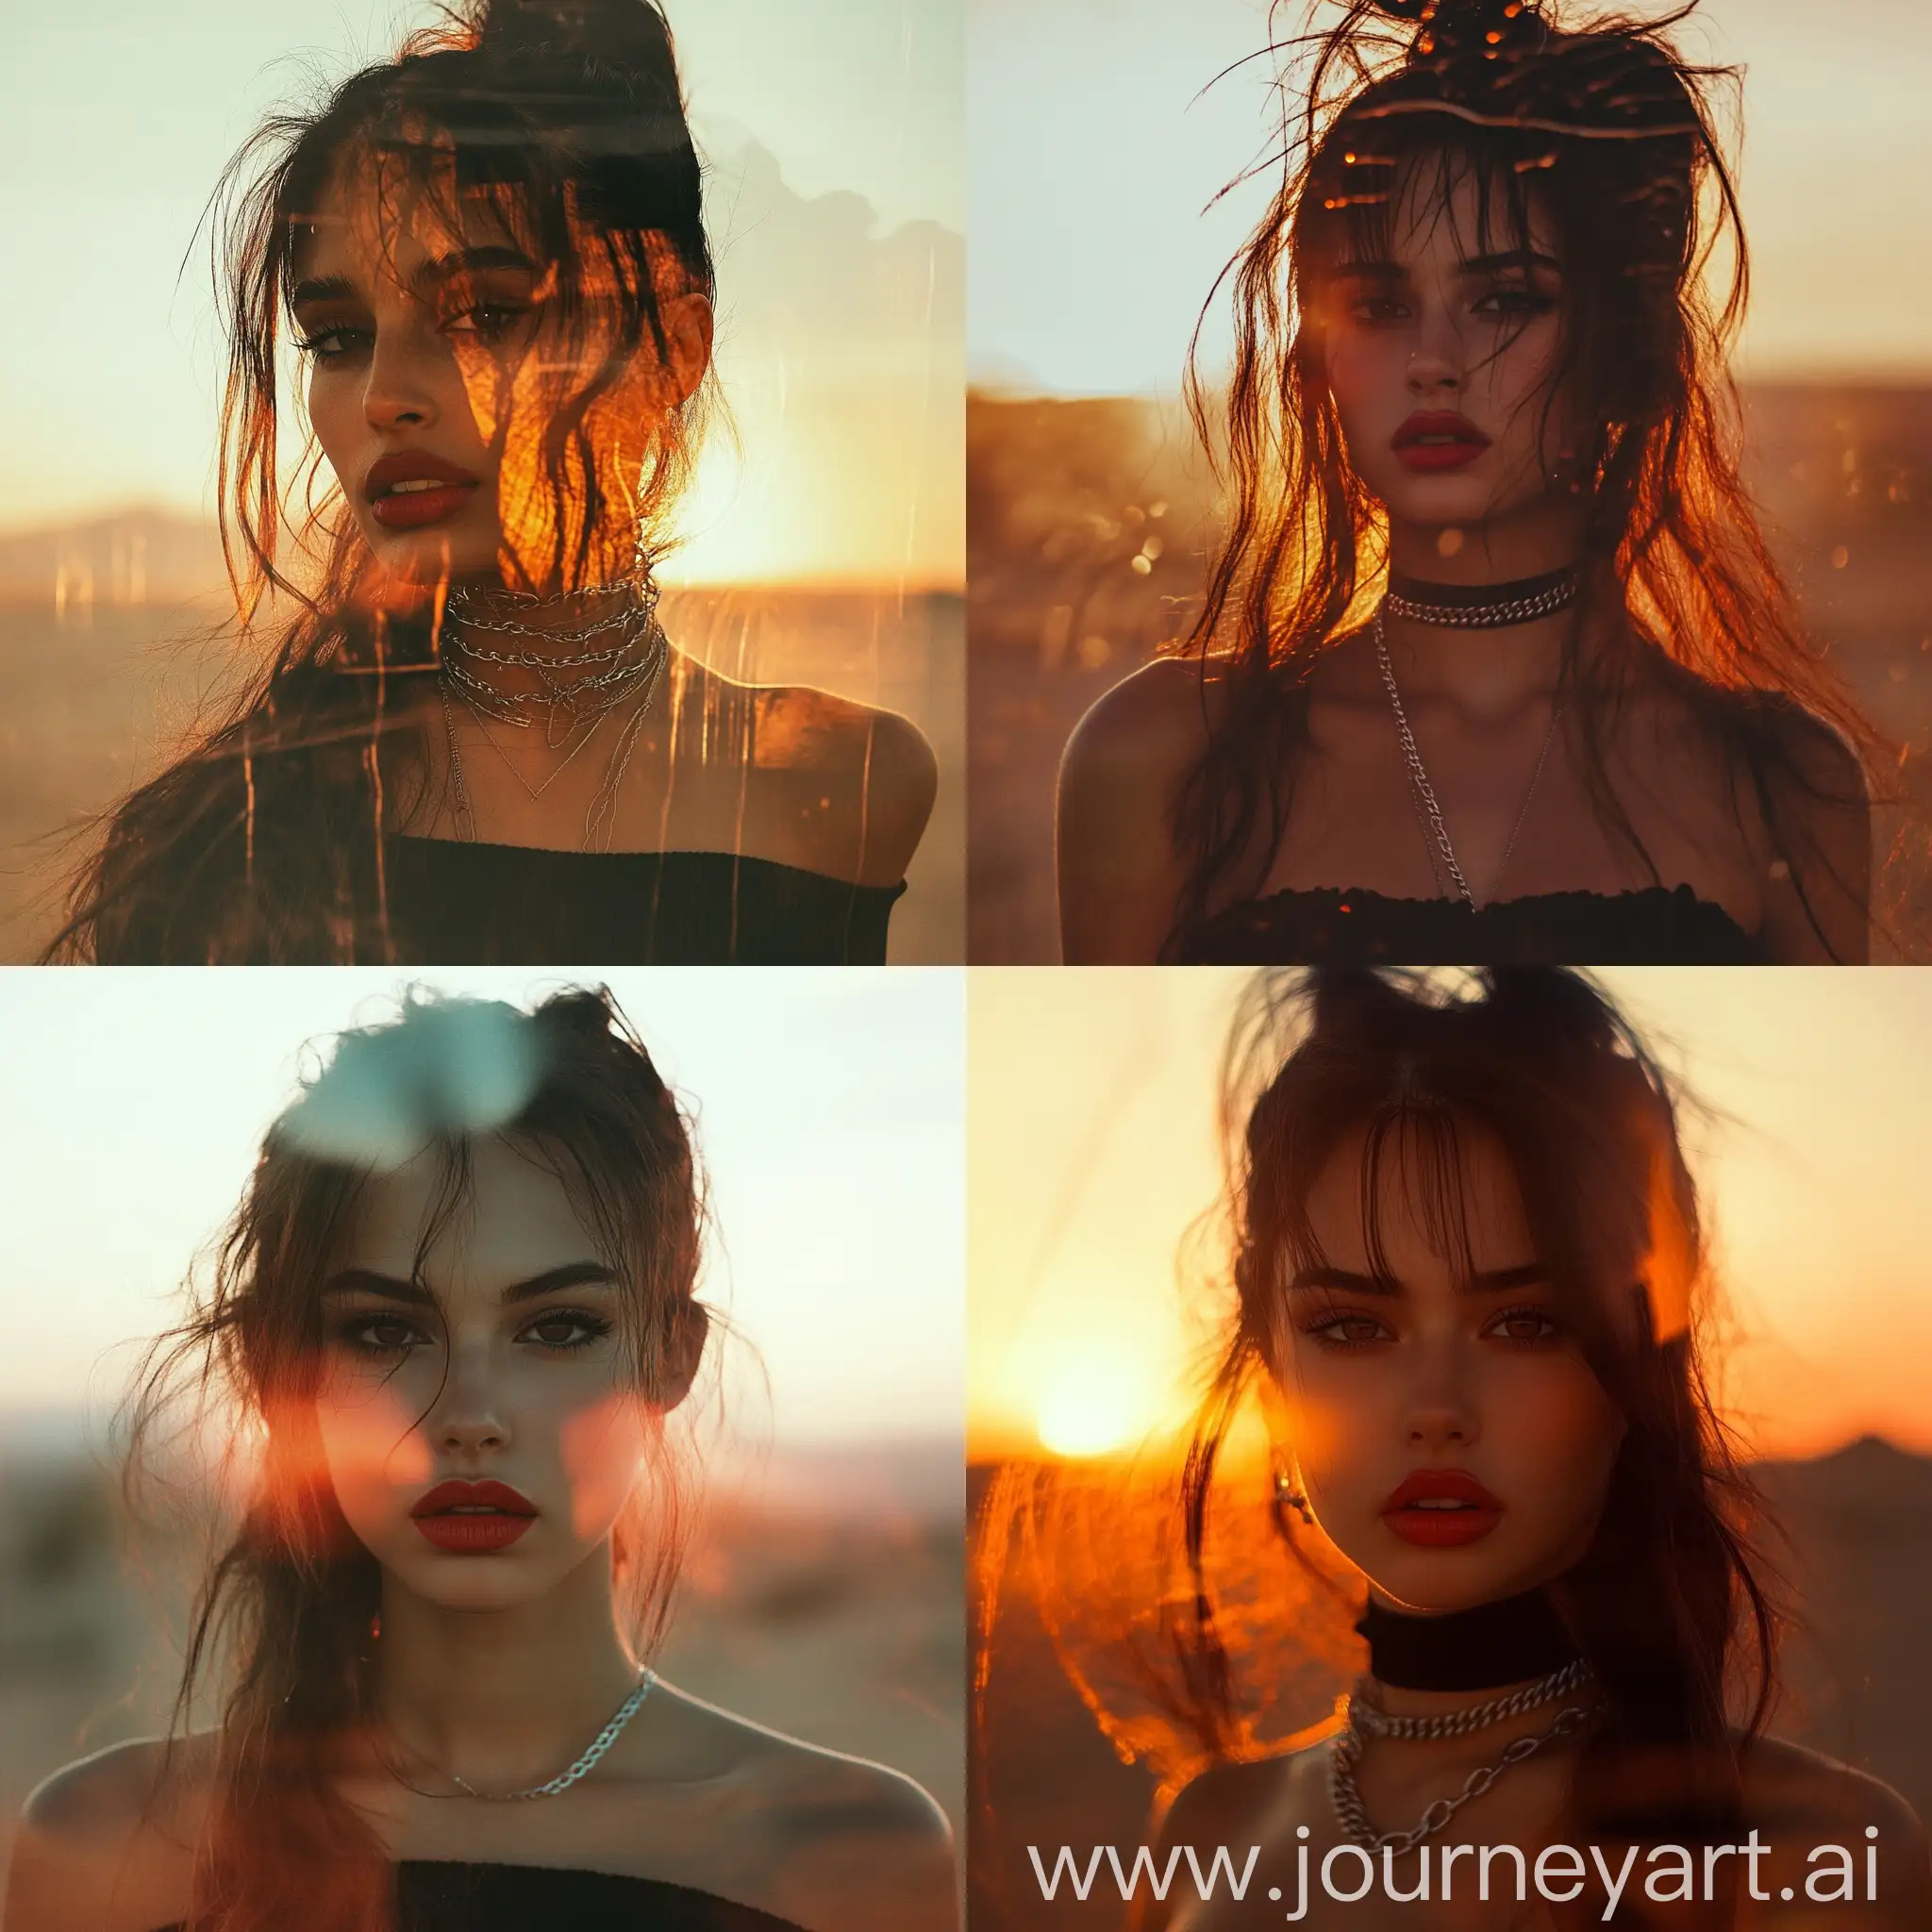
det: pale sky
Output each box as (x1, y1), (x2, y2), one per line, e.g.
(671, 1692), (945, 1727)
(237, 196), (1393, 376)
(971, 968), (1932, 1462)
(0, 967), (965, 1453)
(0, 0), (963, 584)
(969, 0), (1932, 395)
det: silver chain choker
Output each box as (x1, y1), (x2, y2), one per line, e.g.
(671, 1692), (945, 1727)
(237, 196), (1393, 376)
(1385, 566), (1580, 629)
(1330, 1658), (1595, 1856)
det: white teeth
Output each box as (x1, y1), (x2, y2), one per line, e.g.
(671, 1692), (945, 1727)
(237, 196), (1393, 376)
(387, 477), (449, 494)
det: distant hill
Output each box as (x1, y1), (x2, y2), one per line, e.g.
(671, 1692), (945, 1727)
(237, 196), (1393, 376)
(0, 507), (228, 609)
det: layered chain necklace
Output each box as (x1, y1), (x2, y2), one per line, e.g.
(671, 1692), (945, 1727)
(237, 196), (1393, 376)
(1374, 565), (1576, 908)
(435, 576), (671, 852)
(1329, 1657), (1595, 1856)
(386, 1669), (657, 1804)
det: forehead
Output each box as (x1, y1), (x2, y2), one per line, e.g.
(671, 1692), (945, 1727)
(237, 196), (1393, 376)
(338, 1135), (600, 1287)
(1333, 145), (1559, 271)
(1302, 1114), (1534, 1268)
(291, 143), (528, 282)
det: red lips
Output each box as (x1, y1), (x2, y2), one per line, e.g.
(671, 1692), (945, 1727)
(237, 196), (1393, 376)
(411, 1478), (537, 1555)
(1382, 1468), (1504, 1547)
(363, 450), (481, 530)
(1391, 410), (1491, 473)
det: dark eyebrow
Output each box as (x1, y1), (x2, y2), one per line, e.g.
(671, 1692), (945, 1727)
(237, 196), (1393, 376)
(290, 273), (359, 311)
(1460, 250), (1562, 276)
(321, 1261), (617, 1307)
(1288, 1261), (1550, 1296)
(290, 247), (537, 314)
(410, 244), (540, 291)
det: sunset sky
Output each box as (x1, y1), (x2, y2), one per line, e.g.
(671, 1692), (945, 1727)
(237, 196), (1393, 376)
(970, 969), (1932, 1463)
(1, 0), (962, 586)
(0, 968), (964, 1456)
(970, 0), (1932, 395)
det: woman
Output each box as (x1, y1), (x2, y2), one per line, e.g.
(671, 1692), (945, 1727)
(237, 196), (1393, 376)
(1128, 968), (1928, 1927)
(53, 0), (936, 965)
(4, 989), (957, 1932)
(1058, 0), (1875, 965)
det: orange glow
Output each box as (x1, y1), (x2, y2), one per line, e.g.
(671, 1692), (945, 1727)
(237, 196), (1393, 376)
(971, 970), (1932, 1464)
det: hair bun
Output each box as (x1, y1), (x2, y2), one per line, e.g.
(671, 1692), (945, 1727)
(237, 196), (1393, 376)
(475, 0), (678, 90)
(1373, 0), (1546, 57)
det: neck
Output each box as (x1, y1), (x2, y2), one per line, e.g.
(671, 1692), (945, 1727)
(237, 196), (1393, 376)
(373, 1543), (643, 1787)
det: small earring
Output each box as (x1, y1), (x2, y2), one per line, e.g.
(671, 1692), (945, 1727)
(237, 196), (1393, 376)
(1272, 1468), (1316, 1527)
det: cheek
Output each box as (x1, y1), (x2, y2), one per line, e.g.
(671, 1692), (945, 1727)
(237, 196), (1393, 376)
(1489, 1358), (1624, 1513)
(1276, 1351), (1398, 1500)
(312, 1368), (438, 1515)
(1324, 333), (1401, 425)
(555, 1388), (653, 1541)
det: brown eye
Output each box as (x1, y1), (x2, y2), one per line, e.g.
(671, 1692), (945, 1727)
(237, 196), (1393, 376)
(1486, 1306), (1561, 1343)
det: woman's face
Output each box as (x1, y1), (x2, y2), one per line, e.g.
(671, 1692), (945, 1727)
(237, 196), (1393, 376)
(291, 148), (712, 602)
(1315, 153), (1583, 540)
(308, 1133), (685, 1613)
(1267, 1118), (1626, 1615)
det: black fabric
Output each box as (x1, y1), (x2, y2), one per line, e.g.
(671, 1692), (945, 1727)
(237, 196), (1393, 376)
(386, 840), (905, 964)
(154, 1862), (807, 1932)
(1172, 883), (1765, 966)
(1357, 1590), (1580, 1692)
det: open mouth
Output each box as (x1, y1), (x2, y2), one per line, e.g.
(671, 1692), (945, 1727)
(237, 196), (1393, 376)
(1382, 1469), (1504, 1547)
(1392, 413), (1491, 473)
(411, 1479), (536, 1554)
(364, 454), (482, 531)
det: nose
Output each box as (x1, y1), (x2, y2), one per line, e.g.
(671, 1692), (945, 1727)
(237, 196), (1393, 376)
(429, 1352), (509, 1458)
(362, 321), (439, 435)
(1403, 1349), (1480, 1454)
(1407, 299), (1465, 400)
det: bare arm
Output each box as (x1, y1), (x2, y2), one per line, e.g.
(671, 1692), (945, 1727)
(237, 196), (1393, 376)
(1056, 660), (1209, 964)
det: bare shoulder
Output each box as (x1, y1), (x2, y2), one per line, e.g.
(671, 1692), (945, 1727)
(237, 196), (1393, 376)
(1061, 656), (1217, 794)
(8, 1735), (211, 1932)
(642, 1684), (956, 1932)
(1741, 1733), (1926, 1842)
(1155, 1731), (1331, 1846)
(707, 662), (936, 886)
(1057, 657), (1219, 962)
(1137, 1742), (1323, 1932)
(1724, 691), (1872, 962)
(1739, 1735), (1931, 1924)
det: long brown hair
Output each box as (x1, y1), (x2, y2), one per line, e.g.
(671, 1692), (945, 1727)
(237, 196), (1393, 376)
(51, 0), (714, 963)
(124, 986), (711, 1930)
(1167, 0), (1878, 954)
(1182, 967), (1779, 1919)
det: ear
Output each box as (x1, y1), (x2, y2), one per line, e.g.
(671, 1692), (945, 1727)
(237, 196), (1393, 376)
(660, 291), (713, 405)
(652, 1296), (709, 1411)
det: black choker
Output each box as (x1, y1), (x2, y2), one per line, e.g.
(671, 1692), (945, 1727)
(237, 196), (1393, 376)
(1385, 564), (1580, 629)
(1356, 1589), (1580, 1692)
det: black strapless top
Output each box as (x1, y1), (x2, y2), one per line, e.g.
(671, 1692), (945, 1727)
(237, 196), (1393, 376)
(387, 841), (905, 965)
(1173, 883), (1765, 965)
(153, 1861), (807, 1931)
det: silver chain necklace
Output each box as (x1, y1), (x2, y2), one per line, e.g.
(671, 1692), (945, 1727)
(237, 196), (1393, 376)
(434, 1669), (656, 1802)
(1329, 1660), (1594, 1856)
(1374, 606), (1562, 909)
(437, 625), (669, 851)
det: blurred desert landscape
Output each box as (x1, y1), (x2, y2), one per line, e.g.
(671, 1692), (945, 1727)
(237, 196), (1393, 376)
(970, 1437), (1932, 1930)
(0, 524), (963, 963)
(0, 1424), (963, 1893)
(968, 384), (1932, 962)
